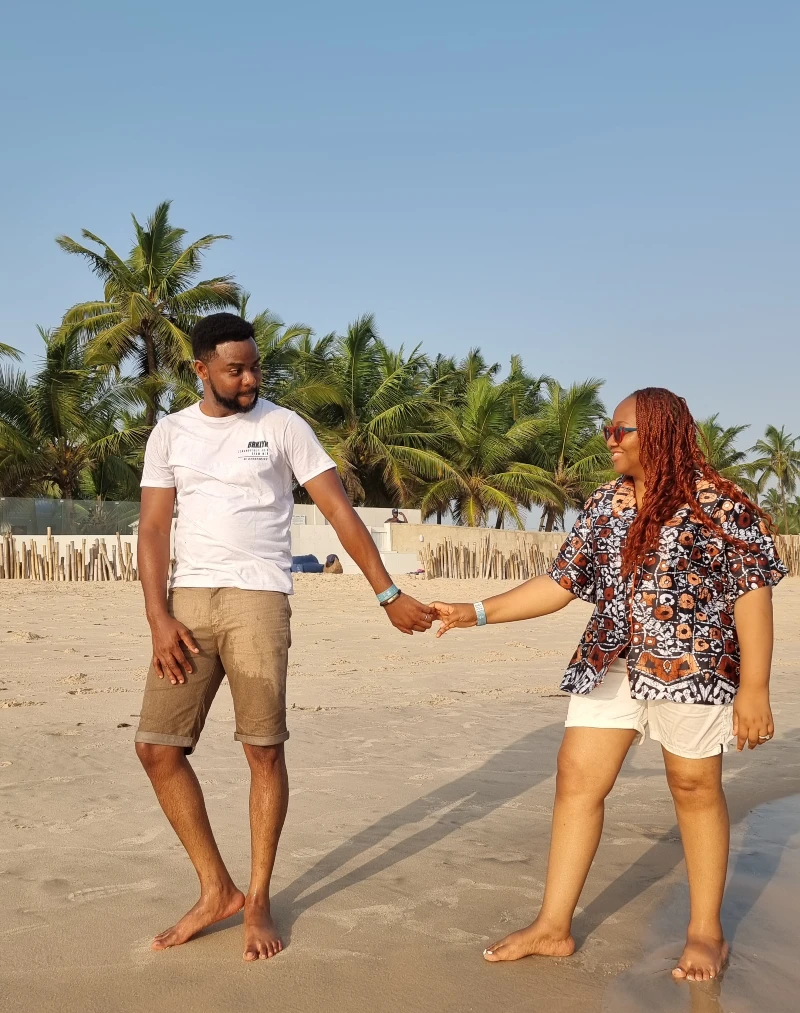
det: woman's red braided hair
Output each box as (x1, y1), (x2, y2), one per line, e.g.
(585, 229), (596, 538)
(620, 387), (768, 577)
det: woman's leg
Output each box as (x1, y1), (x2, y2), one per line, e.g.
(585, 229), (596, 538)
(662, 748), (729, 981)
(484, 726), (638, 961)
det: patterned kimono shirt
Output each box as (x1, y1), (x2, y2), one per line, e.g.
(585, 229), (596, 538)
(550, 476), (787, 705)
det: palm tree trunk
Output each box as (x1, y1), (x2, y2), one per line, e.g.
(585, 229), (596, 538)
(782, 482), (789, 535)
(495, 511), (504, 529)
(144, 328), (158, 428)
(436, 509), (442, 524)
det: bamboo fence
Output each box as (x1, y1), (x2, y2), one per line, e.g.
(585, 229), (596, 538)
(2, 529), (799, 583)
(422, 533), (800, 580)
(0, 529), (137, 582)
(776, 535), (800, 577)
(420, 534), (560, 581)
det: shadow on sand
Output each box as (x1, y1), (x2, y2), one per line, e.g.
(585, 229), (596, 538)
(273, 720), (665, 940)
(273, 724), (800, 963)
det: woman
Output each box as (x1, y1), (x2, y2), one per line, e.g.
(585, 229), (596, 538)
(431, 387), (787, 982)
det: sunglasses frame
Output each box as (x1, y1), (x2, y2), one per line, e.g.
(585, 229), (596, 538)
(603, 425), (638, 443)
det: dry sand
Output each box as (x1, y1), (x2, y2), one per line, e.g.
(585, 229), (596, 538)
(2, 575), (800, 1013)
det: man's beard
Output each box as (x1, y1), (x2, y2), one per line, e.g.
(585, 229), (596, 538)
(207, 377), (260, 414)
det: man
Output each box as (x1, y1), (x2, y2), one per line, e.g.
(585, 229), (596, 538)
(134, 313), (433, 961)
(384, 508), (408, 523)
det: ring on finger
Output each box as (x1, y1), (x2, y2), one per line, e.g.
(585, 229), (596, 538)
(758, 734), (772, 740)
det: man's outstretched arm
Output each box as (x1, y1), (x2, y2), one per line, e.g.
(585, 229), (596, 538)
(304, 470), (432, 635)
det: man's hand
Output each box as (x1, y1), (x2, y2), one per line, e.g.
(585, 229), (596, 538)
(383, 594), (435, 635)
(430, 602), (478, 637)
(149, 614), (200, 685)
(733, 686), (774, 751)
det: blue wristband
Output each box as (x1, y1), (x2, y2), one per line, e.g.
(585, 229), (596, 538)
(377, 583), (400, 605)
(474, 601), (487, 626)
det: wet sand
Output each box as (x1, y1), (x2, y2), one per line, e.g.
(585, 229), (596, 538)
(1, 576), (800, 1012)
(603, 794), (800, 1013)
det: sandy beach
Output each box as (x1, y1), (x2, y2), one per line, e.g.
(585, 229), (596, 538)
(2, 575), (800, 1012)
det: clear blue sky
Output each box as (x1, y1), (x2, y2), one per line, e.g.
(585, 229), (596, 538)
(1, 0), (798, 442)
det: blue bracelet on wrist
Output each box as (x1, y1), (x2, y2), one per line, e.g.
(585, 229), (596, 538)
(377, 583), (400, 605)
(474, 601), (487, 626)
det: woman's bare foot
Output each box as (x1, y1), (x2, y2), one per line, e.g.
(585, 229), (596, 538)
(243, 899), (283, 961)
(483, 918), (575, 962)
(672, 934), (729, 981)
(151, 886), (245, 950)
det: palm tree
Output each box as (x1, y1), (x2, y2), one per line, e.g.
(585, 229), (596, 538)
(0, 342), (21, 361)
(457, 347), (500, 384)
(0, 327), (147, 500)
(749, 425), (800, 535)
(764, 490), (800, 534)
(421, 375), (563, 528)
(696, 415), (757, 495)
(760, 488), (784, 529)
(236, 292), (313, 403)
(528, 379), (614, 531)
(787, 497), (800, 535)
(286, 314), (449, 506)
(55, 201), (240, 426)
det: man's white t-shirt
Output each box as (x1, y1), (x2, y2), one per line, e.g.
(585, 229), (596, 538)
(140, 400), (336, 593)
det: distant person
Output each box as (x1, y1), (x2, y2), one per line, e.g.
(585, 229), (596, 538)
(431, 387), (786, 982)
(323, 554), (343, 574)
(385, 508), (408, 523)
(134, 313), (434, 961)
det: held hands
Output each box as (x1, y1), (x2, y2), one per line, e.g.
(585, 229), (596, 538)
(149, 613), (200, 684)
(428, 601), (477, 638)
(732, 687), (774, 751)
(383, 593), (437, 635)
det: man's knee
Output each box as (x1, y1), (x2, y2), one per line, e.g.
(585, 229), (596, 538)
(242, 742), (285, 773)
(135, 740), (184, 773)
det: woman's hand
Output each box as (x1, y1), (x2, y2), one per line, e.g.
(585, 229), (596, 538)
(732, 686), (774, 750)
(430, 602), (478, 637)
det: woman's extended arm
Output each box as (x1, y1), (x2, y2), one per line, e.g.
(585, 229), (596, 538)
(732, 586), (775, 750)
(431, 575), (576, 637)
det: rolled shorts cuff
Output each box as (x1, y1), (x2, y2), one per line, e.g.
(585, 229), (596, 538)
(134, 730), (195, 750)
(234, 731), (290, 747)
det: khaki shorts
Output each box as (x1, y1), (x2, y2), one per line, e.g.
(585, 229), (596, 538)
(565, 658), (734, 760)
(135, 588), (291, 754)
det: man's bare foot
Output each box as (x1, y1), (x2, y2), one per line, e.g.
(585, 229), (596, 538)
(483, 918), (575, 962)
(243, 899), (283, 961)
(672, 934), (729, 981)
(151, 886), (245, 950)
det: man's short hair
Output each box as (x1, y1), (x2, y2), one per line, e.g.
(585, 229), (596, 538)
(191, 313), (255, 362)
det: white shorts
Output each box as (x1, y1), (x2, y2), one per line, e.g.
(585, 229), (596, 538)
(565, 659), (735, 760)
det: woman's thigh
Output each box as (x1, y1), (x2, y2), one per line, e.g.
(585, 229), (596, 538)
(558, 726), (640, 798)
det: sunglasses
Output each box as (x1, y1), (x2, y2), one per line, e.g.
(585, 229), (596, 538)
(603, 425), (637, 443)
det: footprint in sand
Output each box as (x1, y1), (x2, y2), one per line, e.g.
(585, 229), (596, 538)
(117, 827), (165, 847)
(68, 880), (156, 903)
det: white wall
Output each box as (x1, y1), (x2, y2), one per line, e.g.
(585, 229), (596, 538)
(291, 505), (421, 526)
(290, 525), (421, 575)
